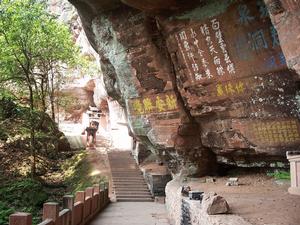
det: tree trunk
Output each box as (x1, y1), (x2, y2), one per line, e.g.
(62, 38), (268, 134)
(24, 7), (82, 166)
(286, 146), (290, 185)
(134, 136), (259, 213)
(29, 85), (36, 179)
(50, 96), (55, 121)
(49, 72), (56, 122)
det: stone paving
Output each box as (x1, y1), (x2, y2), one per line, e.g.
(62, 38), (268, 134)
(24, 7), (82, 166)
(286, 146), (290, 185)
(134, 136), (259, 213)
(89, 202), (171, 225)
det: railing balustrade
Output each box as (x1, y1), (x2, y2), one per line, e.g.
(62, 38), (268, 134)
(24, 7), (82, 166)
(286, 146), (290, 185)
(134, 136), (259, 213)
(9, 182), (110, 225)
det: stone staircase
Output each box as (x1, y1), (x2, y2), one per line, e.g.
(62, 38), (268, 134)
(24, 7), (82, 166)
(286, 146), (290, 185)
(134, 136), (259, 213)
(108, 151), (153, 202)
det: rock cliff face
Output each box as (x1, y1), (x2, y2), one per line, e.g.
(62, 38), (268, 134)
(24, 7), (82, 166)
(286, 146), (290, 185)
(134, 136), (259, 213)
(69, 0), (300, 175)
(49, 0), (107, 122)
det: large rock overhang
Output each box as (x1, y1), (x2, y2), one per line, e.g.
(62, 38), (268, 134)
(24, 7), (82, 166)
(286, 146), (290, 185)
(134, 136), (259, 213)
(69, 0), (300, 174)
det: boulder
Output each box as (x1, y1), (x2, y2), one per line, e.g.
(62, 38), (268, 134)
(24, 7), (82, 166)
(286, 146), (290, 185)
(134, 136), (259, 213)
(57, 136), (72, 152)
(202, 192), (230, 215)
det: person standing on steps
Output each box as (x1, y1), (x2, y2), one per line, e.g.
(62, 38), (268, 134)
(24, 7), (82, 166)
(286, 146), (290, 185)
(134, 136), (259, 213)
(82, 120), (99, 149)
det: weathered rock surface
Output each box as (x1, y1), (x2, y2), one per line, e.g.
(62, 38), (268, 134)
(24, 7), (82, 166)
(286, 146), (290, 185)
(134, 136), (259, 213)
(69, 0), (300, 175)
(265, 0), (300, 78)
(49, 0), (106, 122)
(165, 179), (252, 225)
(202, 192), (230, 215)
(60, 80), (96, 122)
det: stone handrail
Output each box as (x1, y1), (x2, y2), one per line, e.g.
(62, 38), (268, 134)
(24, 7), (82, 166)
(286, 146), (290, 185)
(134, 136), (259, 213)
(9, 183), (110, 225)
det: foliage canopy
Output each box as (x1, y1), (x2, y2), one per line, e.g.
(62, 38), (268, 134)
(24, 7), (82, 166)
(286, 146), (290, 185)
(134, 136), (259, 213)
(0, 0), (78, 108)
(0, 0), (79, 177)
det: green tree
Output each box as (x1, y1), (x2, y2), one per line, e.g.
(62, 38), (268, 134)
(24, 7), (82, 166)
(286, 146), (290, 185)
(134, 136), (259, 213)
(0, 0), (78, 178)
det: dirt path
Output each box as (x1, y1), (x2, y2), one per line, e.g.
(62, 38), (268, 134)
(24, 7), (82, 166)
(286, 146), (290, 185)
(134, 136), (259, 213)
(188, 174), (300, 225)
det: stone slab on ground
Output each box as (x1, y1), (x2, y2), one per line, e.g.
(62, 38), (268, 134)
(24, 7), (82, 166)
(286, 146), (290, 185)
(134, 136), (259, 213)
(166, 179), (252, 225)
(166, 174), (300, 225)
(89, 202), (171, 225)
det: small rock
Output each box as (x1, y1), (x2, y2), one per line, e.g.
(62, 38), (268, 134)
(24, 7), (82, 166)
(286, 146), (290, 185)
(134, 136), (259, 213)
(202, 192), (230, 215)
(206, 177), (216, 183)
(226, 177), (239, 186)
(181, 185), (191, 197)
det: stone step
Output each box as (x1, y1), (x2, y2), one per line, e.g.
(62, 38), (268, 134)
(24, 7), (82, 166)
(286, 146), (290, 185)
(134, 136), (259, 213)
(111, 169), (141, 171)
(113, 182), (148, 188)
(114, 188), (150, 191)
(116, 195), (152, 199)
(110, 163), (135, 165)
(110, 165), (137, 167)
(112, 181), (147, 184)
(115, 192), (151, 195)
(111, 169), (140, 171)
(109, 157), (134, 159)
(110, 164), (137, 166)
(112, 180), (147, 183)
(114, 191), (151, 195)
(112, 177), (145, 180)
(112, 175), (144, 178)
(108, 151), (153, 203)
(113, 180), (145, 183)
(112, 181), (145, 184)
(116, 198), (153, 202)
(114, 187), (150, 191)
(112, 175), (143, 177)
(111, 168), (139, 170)
(113, 188), (149, 191)
(112, 175), (143, 178)
(112, 172), (141, 174)
(111, 171), (141, 173)
(114, 189), (150, 193)
(115, 191), (152, 195)
(113, 184), (148, 187)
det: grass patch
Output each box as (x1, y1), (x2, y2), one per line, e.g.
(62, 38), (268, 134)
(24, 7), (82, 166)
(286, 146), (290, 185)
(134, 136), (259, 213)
(267, 170), (290, 180)
(0, 179), (48, 225)
(61, 150), (107, 194)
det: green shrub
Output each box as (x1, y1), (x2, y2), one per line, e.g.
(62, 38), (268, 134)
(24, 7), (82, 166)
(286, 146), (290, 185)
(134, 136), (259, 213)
(0, 97), (18, 119)
(0, 179), (48, 208)
(0, 127), (8, 141)
(0, 179), (48, 225)
(0, 202), (14, 225)
(267, 170), (290, 180)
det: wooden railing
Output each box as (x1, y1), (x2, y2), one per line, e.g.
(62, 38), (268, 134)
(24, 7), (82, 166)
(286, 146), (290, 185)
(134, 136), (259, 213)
(9, 183), (110, 225)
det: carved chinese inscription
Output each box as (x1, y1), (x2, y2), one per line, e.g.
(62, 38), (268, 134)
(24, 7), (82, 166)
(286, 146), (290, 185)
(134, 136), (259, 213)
(174, 0), (286, 85)
(129, 92), (178, 115)
(251, 119), (300, 145)
(216, 81), (245, 97)
(176, 18), (235, 83)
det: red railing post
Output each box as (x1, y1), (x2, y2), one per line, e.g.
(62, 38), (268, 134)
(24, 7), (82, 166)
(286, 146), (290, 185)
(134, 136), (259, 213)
(63, 195), (74, 225)
(75, 191), (85, 225)
(75, 191), (85, 204)
(84, 187), (93, 220)
(43, 202), (59, 224)
(104, 182), (109, 206)
(8, 185), (110, 225)
(85, 187), (94, 198)
(93, 185), (100, 195)
(9, 213), (32, 225)
(99, 182), (105, 210)
(93, 185), (100, 212)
